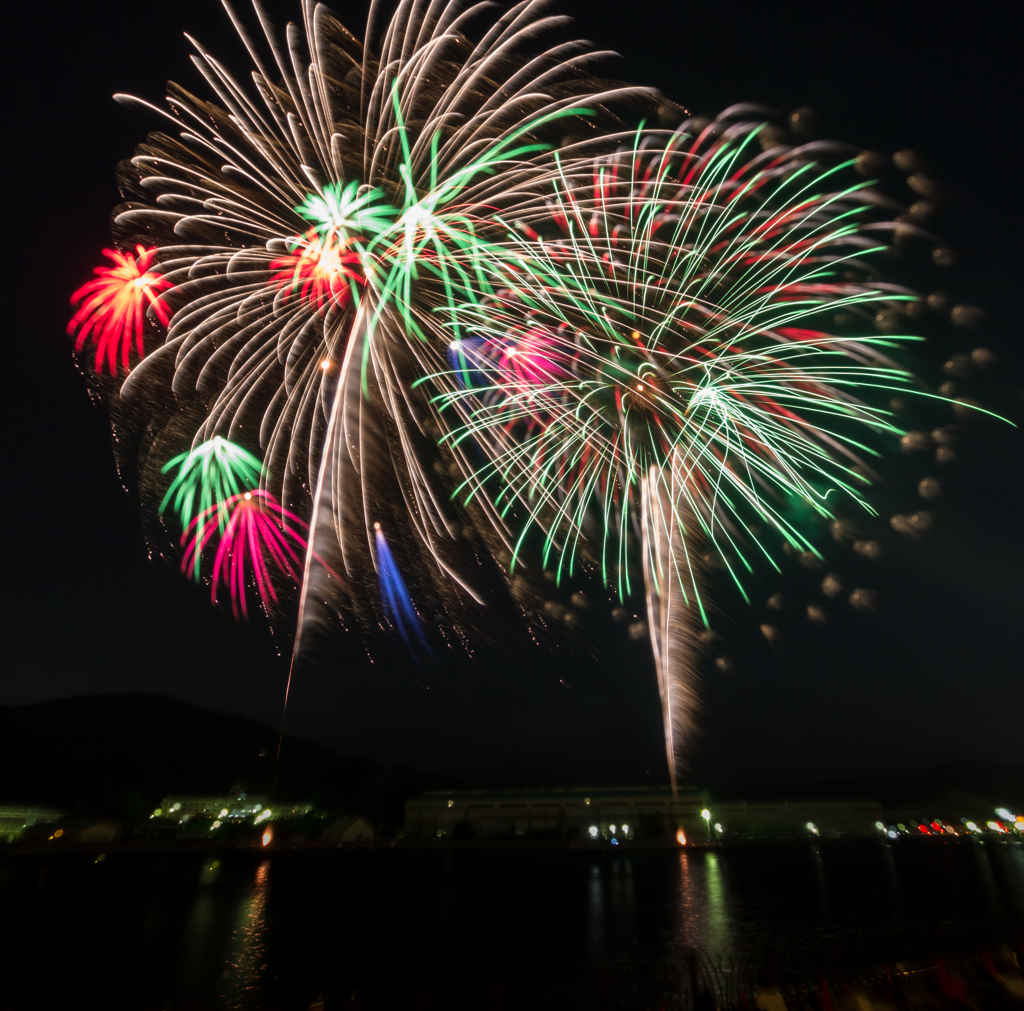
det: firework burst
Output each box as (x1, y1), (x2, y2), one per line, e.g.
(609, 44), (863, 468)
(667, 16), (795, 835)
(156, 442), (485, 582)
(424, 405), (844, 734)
(68, 0), (974, 785)
(68, 245), (172, 373)
(182, 490), (309, 621)
(425, 122), (924, 784)
(161, 437), (265, 578)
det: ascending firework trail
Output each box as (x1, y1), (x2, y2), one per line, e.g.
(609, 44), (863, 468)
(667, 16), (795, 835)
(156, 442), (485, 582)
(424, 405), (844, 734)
(69, 0), (977, 789)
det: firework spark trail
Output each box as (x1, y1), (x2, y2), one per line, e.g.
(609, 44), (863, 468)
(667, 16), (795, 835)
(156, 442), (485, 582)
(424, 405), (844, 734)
(642, 455), (704, 792)
(67, 0), (974, 784)
(375, 523), (434, 658)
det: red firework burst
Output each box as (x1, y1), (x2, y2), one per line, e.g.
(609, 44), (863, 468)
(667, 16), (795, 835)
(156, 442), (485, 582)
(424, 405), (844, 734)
(68, 245), (173, 374)
(269, 228), (364, 310)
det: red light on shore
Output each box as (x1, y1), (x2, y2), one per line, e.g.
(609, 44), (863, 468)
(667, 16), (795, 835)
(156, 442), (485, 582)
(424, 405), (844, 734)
(261, 826), (273, 848)
(676, 829), (687, 846)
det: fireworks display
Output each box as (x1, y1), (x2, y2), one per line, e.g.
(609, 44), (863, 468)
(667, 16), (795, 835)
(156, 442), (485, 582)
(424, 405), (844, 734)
(68, 0), (977, 786)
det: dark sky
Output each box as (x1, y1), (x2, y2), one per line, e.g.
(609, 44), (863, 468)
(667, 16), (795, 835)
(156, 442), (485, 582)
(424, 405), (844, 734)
(5, 0), (1022, 790)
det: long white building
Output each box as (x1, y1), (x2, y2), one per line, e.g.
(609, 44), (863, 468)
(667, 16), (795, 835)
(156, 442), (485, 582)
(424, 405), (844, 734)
(403, 786), (882, 841)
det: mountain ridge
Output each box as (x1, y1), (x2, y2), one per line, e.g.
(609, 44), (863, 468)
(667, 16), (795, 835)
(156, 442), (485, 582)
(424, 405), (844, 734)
(0, 692), (450, 829)
(3, 693), (1020, 826)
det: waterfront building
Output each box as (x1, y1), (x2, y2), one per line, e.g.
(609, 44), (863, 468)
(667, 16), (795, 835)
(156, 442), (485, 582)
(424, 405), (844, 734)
(0, 805), (67, 842)
(17, 820), (124, 845)
(155, 783), (311, 823)
(404, 785), (710, 840)
(709, 799), (883, 839)
(403, 786), (883, 841)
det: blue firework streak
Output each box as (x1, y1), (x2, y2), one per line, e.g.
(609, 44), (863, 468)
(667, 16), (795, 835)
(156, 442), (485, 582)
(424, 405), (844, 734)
(374, 524), (434, 660)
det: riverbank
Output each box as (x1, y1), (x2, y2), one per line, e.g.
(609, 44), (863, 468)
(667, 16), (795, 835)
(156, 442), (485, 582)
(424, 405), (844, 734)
(5, 832), (1022, 857)
(3, 840), (1022, 1009)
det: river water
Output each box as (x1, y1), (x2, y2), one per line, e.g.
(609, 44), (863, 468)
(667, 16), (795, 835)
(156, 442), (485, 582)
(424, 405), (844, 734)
(2, 840), (1023, 1009)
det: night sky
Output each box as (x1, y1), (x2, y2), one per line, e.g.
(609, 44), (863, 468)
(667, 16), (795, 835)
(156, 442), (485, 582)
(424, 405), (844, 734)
(6, 0), (1022, 790)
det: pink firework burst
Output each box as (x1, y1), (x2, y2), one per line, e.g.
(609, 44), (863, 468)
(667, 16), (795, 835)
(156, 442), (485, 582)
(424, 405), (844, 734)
(68, 245), (172, 374)
(181, 490), (309, 620)
(496, 325), (573, 391)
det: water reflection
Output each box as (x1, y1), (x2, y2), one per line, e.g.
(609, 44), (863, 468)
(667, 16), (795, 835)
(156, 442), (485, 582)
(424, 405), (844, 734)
(675, 851), (733, 952)
(180, 890), (220, 990)
(219, 859), (271, 1009)
(881, 844), (905, 918)
(1010, 847), (1024, 914)
(607, 859), (636, 940)
(972, 843), (1004, 916)
(991, 844), (1024, 915)
(810, 845), (829, 913)
(178, 857), (225, 991)
(586, 861), (605, 962)
(703, 852), (730, 952)
(5, 842), (1021, 1008)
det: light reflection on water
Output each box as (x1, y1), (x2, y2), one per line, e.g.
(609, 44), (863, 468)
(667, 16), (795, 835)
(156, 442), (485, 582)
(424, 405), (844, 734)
(702, 852), (730, 952)
(218, 859), (271, 1009)
(1004, 846), (1024, 914)
(164, 842), (1024, 1003)
(583, 850), (737, 962)
(674, 851), (733, 952)
(4, 841), (1023, 1008)
(810, 845), (829, 913)
(586, 862), (605, 963)
(881, 843), (905, 918)
(179, 889), (219, 991)
(972, 842), (1003, 915)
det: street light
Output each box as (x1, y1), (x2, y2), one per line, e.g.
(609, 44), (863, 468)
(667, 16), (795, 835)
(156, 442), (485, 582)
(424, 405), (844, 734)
(701, 809), (711, 841)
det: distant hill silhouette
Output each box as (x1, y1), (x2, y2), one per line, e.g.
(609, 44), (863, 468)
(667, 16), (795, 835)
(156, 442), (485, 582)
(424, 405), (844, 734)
(0, 693), (454, 829)
(3, 694), (1019, 830)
